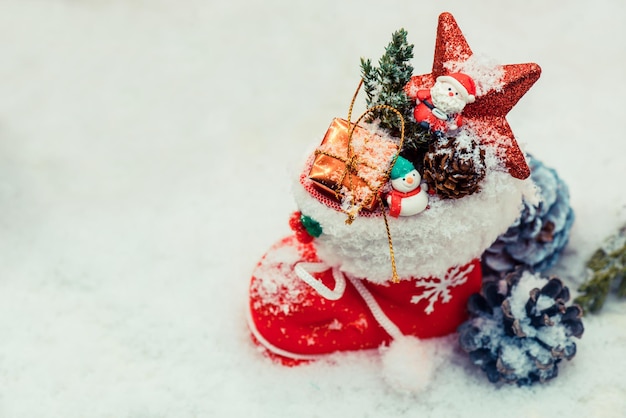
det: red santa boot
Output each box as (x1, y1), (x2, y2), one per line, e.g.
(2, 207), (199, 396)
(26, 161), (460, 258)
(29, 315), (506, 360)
(248, 232), (483, 364)
(248, 13), (543, 394)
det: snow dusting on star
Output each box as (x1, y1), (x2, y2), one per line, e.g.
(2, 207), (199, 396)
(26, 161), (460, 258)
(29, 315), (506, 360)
(405, 12), (540, 179)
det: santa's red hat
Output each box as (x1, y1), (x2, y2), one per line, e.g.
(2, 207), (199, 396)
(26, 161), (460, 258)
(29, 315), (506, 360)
(436, 72), (476, 103)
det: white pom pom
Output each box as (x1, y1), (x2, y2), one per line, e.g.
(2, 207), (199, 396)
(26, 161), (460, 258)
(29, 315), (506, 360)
(380, 336), (436, 393)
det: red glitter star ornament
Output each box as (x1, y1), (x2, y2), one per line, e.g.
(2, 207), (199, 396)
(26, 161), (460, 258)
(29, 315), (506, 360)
(404, 12), (540, 179)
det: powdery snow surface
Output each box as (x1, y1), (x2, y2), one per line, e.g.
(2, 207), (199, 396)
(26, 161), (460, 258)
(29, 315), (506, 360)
(0, 0), (626, 417)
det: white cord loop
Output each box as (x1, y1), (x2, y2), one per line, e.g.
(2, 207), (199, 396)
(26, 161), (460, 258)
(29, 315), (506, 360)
(295, 261), (404, 339)
(294, 262), (346, 301)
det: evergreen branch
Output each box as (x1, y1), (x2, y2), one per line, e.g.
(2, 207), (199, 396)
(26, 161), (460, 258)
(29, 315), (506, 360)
(576, 270), (611, 313)
(575, 225), (626, 313)
(358, 28), (431, 151)
(617, 275), (626, 298)
(360, 57), (377, 108)
(358, 29), (436, 157)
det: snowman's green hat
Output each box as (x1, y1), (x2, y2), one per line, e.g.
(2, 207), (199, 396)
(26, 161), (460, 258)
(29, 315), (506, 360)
(390, 156), (416, 180)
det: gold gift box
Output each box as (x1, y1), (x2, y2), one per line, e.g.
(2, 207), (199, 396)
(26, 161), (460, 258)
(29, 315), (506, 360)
(308, 118), (398, 212)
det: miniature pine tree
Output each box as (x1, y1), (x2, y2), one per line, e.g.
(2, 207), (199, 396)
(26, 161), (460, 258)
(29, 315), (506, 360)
(575, 225), (626, 313)
(360, 29), (429, 154)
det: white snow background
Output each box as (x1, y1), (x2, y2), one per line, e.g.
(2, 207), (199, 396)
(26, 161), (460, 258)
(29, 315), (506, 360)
(1, 0), (625, 417)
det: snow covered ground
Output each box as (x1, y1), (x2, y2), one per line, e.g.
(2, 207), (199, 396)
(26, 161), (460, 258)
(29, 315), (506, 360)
(0, 0), (625, 416)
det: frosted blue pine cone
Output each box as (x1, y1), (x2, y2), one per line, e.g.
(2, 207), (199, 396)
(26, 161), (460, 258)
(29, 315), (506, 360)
(458, 269), (584, 386)
(482, 155), (574, 274)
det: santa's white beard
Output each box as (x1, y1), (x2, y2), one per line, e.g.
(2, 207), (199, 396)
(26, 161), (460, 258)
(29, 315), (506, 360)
(430, 82), (466, 115)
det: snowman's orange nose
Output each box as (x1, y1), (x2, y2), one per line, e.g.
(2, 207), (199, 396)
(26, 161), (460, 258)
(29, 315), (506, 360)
(406, 176), (414, 185)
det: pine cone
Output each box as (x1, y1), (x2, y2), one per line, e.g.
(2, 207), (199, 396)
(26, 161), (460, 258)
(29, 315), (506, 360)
(458, 269), (584, 386)
(482, 155), (574, 275)
(422, 136), (486, 199)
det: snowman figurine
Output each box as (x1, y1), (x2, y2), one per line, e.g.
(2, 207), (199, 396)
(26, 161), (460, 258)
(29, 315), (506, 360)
(386, 156), (429, 218)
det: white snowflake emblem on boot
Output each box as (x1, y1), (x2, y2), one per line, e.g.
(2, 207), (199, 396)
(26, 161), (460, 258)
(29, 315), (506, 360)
(410, 264), (475, 314)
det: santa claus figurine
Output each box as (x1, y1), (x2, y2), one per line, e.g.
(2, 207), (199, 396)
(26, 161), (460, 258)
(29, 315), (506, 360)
(413, 72), (476, 135)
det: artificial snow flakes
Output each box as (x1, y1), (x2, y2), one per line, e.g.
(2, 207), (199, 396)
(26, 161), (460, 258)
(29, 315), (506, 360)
(250, 237), (310, 315)
(444, 54), (505, 97)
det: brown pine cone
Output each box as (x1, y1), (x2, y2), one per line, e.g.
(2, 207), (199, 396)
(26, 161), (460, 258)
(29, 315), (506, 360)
(423, 136), (486, 199)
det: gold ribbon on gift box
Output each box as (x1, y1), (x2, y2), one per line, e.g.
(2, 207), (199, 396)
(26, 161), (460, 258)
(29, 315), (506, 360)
(309, 119), (397, 213)
(309, 80), (406, 220)
(308, 79), (406, 282)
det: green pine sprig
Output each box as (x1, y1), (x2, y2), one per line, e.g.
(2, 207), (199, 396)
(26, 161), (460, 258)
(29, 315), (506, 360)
(360, 29), (429, 151)
(575, 225), (626, 313)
